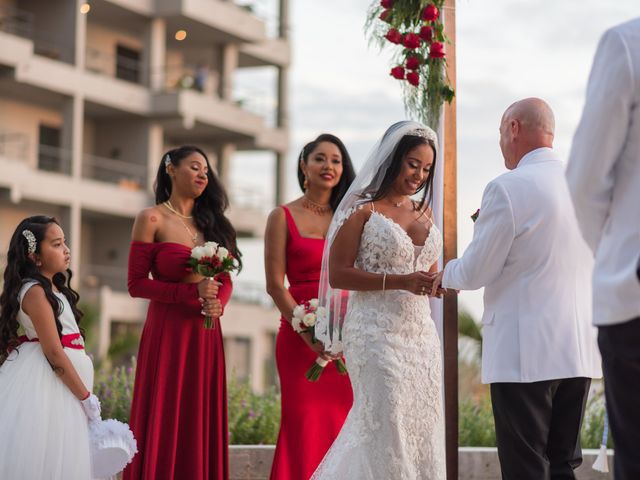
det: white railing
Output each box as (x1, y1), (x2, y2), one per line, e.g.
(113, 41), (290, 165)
(38, 144), (73, 174)
(234, 0), (282, 38)
(231, 281), (273, 307)
(84, 264), (128, 292)
(0, 5), (33, 38)
(85, 45), (145, 85)
(230, 185), (270, 212)
(82, 152), (147, 189)
(0, 131), (29, 161)
(0, 5), (73, 61)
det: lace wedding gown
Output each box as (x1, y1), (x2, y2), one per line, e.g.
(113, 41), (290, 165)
(312, 210), (446, 480)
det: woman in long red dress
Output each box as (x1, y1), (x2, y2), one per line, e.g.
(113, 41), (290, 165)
(123, 145), (241, 480)
(265, 134), (356, 479)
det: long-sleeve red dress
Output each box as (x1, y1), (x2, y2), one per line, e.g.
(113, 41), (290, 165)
(123, 241), (232, 480)
(269, 206), (353, 480)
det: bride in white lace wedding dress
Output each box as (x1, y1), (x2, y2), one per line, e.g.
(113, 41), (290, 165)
(312, 121), (447, 480)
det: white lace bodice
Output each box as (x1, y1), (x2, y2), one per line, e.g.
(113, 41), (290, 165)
(312, 209), (446, 480)
(357, 210), (442, 275)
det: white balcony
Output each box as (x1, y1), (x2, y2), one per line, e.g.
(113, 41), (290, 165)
(157, 0), (267, 44)
(239, 38), (290, 68)
(0, 134), (149, 217)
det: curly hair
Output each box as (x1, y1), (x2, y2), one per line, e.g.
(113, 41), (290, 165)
(0, 216), (83, 365)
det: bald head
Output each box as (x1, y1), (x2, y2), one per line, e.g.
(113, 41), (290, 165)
(499, 97), (555, 169)
(504, 97), (555, 135)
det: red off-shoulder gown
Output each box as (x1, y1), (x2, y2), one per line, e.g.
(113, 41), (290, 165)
(123, 241), (232, 480)
(269, 207), (353, 480)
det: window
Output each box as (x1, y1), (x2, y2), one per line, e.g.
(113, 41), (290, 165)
(38, 124), (62, 172)
(116, 45), (140, 84)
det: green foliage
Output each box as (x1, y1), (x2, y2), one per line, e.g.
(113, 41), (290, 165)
(227, 377), (281, 445)
(93, 357), (136, 423)
(581, 393), (612, 449)
(78, 302), (99, 354)
(458, 309), (482, 343)
(459, 396), (496, 446)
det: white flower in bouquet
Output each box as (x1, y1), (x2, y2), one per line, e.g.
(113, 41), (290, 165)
(203, 241), (218, 258)
(191, 246), (207, 260)
(217, 246), (229, 259)
(302, 313), (317, 327)
(309, 298), (319, 308)
(292, 305), (305, 320)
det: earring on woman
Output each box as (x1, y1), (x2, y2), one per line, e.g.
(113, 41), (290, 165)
(303, 176), (309, 191)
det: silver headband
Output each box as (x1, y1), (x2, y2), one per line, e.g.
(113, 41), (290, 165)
(407, 127), (438, 145)
(22, 230), (36, 254)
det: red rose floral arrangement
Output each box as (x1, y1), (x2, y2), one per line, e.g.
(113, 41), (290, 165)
(367, 0), (455, 126)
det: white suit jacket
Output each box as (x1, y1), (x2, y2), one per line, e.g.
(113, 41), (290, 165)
(443, 148), (602, 384)
(566, 18), (640, 327)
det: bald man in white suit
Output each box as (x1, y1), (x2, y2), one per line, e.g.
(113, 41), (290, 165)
(433, 98), (601, 480)
(566, 18), (640, 480)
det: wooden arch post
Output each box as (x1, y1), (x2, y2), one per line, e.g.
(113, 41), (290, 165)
(442, 0), (458, 479)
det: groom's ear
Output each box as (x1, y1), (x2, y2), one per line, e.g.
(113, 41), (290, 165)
(510, 119), (521, 139)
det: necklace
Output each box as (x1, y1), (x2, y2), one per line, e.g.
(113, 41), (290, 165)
(302, 195), (331, 216)
(388, 197), (408, 208)
(163, 200), (193, 219)
(163, 202), (199, 244)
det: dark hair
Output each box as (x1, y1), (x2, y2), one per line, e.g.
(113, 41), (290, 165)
(297, 134), (356, 211)
(0, 216), (83, 364)
(155, 145), (242, 269)
(367, 133), (437, 211)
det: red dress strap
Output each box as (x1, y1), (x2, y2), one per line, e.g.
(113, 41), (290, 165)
(281, 206), (301, 239)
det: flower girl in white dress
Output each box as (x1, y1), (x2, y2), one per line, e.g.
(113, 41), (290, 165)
(0, 216), (101, 479)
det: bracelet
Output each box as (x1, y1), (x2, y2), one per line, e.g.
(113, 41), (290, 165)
(382, 273), (387, 292)
(81, 391), (91, 401)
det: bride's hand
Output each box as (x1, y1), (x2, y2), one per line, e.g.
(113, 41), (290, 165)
(403, 271), (437, 296)
(299, 331), (333, 361)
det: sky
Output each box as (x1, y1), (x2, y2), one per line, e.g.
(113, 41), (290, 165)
(232, 0), (639, 320)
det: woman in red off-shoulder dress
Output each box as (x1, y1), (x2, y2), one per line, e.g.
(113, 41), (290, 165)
(123, 146), (241, 480)
(264, 134), (356, 480)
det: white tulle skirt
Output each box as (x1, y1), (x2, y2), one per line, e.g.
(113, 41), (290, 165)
(0, 343), (94, 480)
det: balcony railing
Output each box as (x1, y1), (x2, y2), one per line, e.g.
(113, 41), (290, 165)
(38, 144), (73, 174)
(0, 5), (33, 38)
(231, 185), (270, 213)
(82, 152), (146, 189)
(0, 5), (73, 61)
(83, 264), (128, 292)
(85, 46), (145, 85)
(231, 280), (273, 307)
(234, 0), (282, 38)
(161, 63), (219, 96)
(0, 131), (29, 161)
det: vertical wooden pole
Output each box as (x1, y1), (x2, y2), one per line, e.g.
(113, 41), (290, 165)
(443, 1), (458, 479)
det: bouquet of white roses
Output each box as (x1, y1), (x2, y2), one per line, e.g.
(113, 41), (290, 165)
(187, 241), (238, 329)
(292, 298), (348, 382)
